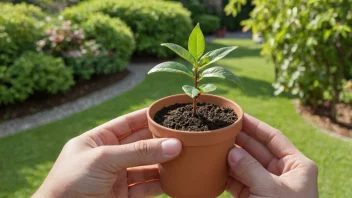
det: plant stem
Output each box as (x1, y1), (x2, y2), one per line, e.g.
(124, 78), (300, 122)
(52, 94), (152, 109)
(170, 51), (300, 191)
(193, 67), (198, 117)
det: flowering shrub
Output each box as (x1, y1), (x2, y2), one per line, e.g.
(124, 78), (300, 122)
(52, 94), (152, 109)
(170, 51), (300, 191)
(38, 17), (134, 80)
(36, 21), (101, 58)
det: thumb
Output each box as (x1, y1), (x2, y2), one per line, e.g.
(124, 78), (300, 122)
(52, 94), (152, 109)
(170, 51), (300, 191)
(228, 147), (276, 187)
(95, 138), (182, 171)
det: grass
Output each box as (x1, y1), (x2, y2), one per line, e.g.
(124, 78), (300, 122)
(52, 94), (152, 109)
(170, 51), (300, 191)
(0, 38), (351, 198)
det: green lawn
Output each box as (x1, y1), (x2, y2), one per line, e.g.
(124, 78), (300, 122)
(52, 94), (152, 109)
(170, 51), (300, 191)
(0, 38), (351, 198)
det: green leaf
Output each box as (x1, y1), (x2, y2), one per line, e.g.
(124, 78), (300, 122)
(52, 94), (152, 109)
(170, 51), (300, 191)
(198, 56), (210, 66)
(148, 61), (194, 79)
(188, 23), (205, 61)
(161, 43), (196, 65)
(199, 46), (238, 67)
(199, 83), (217, 93)
(182, 85), (200, 98)
(200, 66), (243, 88)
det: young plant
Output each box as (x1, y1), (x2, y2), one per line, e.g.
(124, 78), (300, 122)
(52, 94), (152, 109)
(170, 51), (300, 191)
(148, 23), (242, 116)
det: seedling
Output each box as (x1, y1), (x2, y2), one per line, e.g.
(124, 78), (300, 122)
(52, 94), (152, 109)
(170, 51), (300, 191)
(148, 24), (242, 116)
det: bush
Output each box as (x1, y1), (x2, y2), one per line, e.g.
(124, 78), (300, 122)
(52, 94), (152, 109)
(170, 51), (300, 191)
(166, 0), (206, 17)
(37, 20), (100, 80)
(194, 14), (220, 35)
(0, 52), (74, 105)
(222, 0), (253, 31)
(3, 0), (81, 12)
(0, 2), (45, 19)
(229, 0), (352, 119)
(38, 16), (134, 80)
(82, 14), (135, 75)
(0, 3), (45, 65)
(62, 0), (192, 57)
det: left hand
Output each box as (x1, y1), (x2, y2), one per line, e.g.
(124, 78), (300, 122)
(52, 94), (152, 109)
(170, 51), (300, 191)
(32, 108), (182, 198)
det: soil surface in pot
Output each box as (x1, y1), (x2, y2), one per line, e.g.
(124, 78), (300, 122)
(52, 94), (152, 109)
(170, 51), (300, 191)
(154, 103), (237, 131)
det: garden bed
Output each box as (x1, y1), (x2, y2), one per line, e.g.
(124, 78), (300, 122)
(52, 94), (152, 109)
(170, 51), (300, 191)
(297, 101), (352, 138)
(0, 69), (129, 122)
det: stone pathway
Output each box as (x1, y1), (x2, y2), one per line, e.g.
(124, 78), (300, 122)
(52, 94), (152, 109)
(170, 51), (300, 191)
(0, 63), (155, 138)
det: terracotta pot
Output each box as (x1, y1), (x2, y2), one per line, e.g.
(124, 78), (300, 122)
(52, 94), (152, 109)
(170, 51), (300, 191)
(147, 94), (243, 198)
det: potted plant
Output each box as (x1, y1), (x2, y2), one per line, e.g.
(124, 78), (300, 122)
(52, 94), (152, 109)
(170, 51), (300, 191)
(147, 24), (243, 198)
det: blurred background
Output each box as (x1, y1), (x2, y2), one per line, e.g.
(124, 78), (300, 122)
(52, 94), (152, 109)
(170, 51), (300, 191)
(0, 0), (351, 197)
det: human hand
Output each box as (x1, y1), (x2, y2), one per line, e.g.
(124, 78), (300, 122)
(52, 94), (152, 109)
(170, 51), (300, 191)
(227, 114), (319, 198)
(32, 109), (182, 198)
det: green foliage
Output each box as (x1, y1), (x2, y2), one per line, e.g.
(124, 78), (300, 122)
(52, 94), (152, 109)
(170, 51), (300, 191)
(228, 0), (352, 115)
(82, 14), (135, 75)
(148, 24), (240, 101)
(188, 24), (205, 61)
(38, 16), (134, 80)
(4, 0), (81, 12)
(194, 14), (221, 35)
(37, 20), (100, 80)
(224, 0), (248, 17)
(222, 0), (253, 31)
(161, 43), (195, 65)
(0, 52), (74, 105)
(200, 66), (243, 87)
(199, 46), (238, 68)
(199, 83), (217, 93)
(165, 0), (207, 19)
(0, 2), (45, 19)
(62, 0), (192, 58)
(182, 85), (201, 98)
(0, 3), (45, 65)
(148, 62), (194, 79)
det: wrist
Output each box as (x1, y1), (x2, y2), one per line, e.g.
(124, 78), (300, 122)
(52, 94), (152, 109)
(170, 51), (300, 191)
(32, 189), (56, 198)
(32, 182), (58, 198)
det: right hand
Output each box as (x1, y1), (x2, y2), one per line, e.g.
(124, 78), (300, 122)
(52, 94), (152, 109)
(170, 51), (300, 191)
(227, 114), (319, 198)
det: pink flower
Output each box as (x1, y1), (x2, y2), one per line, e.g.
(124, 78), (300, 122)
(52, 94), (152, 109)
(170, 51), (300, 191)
(36, 40), (46, 47)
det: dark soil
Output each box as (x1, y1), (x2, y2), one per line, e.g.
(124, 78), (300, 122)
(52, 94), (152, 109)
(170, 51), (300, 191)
(154, 103), (237, 131)
(297, 101), (352, 138)
(0, 69), (129, 122)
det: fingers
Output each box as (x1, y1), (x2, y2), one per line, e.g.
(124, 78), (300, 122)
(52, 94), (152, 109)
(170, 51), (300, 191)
(127, 165), (159, 185)
(120, 128), (153, 145)
(226, 177), (246, 198)
(242, 114), (299, 158)
(235, 131), (275, 168)
(128, 180), (163, 198)
(228, 147), (277, 187)
(84, 108), (149, 145)
(103, 108), (148, 139)
(95, 138), (182, 172)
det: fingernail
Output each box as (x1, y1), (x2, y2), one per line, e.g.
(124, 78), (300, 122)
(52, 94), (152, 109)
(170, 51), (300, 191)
(229, 148), (246, 165)
(162, 139), (181, 157)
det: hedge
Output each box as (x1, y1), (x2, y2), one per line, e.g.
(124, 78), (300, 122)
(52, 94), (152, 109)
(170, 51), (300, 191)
(0, 3), (45, 65)
(82, 14), (135, 75)
(194, 14), (220, 35)
(0, 2), (45, 20)
(62, 0), (193, 57)
(0, 52), (74, 105)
